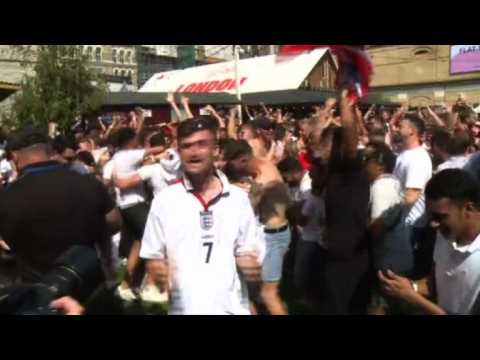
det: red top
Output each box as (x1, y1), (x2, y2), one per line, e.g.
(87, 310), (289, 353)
(298, 150), (312, 171)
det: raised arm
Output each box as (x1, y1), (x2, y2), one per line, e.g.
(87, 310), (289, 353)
(227, 107), (239, 140)
(134, 107), (146, 135)
(205, 105), (226, 128)
(339, 90), (358, 160)
(244, 104), (254, 121)
(363, 104), (376, 122)
(181, 96), (194, 120)
(426, 106), (446, 128)
(166, 93), (183, 123)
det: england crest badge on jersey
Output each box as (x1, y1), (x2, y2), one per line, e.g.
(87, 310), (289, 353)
(200, 211), (214, 231)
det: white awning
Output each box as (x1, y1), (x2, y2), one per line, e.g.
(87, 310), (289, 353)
(139, 49), (331, 95)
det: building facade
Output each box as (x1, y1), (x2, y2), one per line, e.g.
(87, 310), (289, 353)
(367, 45), (480, 106)
(137, 45), (178, 88)
(83, 45), (138, 90)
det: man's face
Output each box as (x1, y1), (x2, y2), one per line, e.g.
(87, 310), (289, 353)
(299, 122), (311, 142)
(381, 110), (391, 122)
(62, 148), (77, 163)
(364, 159), (383, 183)
(430, 143), (444, 164)
(399, 119), (414, 140)
(178, 130), (218, 176)
(472, 123), (480, 138)
(427, 197), (469, 241)
(238, 126), (255, 141)
(282, 170), (304, 188)
(259, 129), (273, 143)
(219, 129), (228, 140)
(79, 140), (93, 152)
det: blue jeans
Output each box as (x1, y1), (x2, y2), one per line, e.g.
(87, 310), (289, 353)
(262, 227), (292, 283)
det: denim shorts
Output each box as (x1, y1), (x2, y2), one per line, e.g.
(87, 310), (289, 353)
(262, 226), (292, 283)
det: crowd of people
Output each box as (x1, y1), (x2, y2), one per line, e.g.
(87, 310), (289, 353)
(1, 90), (480, 315)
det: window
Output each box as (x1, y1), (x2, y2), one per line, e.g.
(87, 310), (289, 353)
(119, 50), (125, 64)
(114, 69), (119, 76)
(95, 47), (102, 62)
(86, 46), (93, 61)
(112, 49), (117, 63)
(127, 70), (132, 79)
(121, 70), (126, 77)
(126, 51), (131, 64)
(412, 46), (433, 57)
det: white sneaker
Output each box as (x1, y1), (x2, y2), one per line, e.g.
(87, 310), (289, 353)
(116, 286), (138, 302)
(140, 286), (169, 304)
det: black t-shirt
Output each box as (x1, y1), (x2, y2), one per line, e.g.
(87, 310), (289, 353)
(0, 161), (115, 280)
(324, 155), (371, 261)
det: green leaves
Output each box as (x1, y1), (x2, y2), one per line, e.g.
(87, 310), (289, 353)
(8, 45), (107, 133)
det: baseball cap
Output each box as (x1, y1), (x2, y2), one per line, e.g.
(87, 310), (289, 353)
(6, 127), (50, 152)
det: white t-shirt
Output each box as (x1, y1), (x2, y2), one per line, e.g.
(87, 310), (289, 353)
(0, 159), (13, 178)
(370, 175), (403, 221)
(113, 149), (147, 209)
(436, 155), (470, 173)
(299, 190), (326, 246)
(92, 147), (109, 164)
(369, 175), (413, 273)
(138, 163), (180, 197)
(137, 149), (181, 197)
(140, 170), (264, 315)
(103, 159), (122, 210)
(434, 232), (480, 314)
(289, 172), (312, 203)
(393, 146), (432, 228)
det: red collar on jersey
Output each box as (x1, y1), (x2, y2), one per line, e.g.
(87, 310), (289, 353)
(177, 170), (231, 212)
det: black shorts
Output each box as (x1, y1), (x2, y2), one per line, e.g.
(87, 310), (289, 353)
(119, 203), (150, 257)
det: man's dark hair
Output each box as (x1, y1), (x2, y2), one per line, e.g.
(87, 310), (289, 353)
(112, 128), (137, 149)
(51, 135), (79, 154)
(449, 130), (471, 156)
(459, 109), (476, 124)
(177, 116), (218, 142)
(364, 141), (397, 174)
(138, 128), (157, 147)
(77, 151), (96, 168)
(222, 140), (252, 162)
(431, 129), (452, 152)
(426, 169), (480, 208)
(273, 124), (287, 142)
(252, 117), (274, 132)
(405, 114), (426, 136)
(149, 133), (166, 148)
(278, 157), (303, 175)
(6, 127), (50, 152)
(240, 121), (257, 134)
(219, 138), (237, 153)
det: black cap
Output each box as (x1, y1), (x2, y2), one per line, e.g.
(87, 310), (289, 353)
(6, 127), (50, 152)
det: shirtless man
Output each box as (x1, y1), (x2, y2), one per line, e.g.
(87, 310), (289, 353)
(237, 117), (279, 162)
(222, 139), (291, 315)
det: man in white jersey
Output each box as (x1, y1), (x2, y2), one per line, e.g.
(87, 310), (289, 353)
(140, 116), (264, 315)
(112, 133), (181, 197)
(379, 170), (480, 315)
(111, 128), (167, 300)
(393, 115), (433, 277)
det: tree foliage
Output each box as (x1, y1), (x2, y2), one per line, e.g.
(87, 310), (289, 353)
(7, 45), (107, 133)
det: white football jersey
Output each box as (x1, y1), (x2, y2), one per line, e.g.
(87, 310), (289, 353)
(140, 170), (264, 315)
